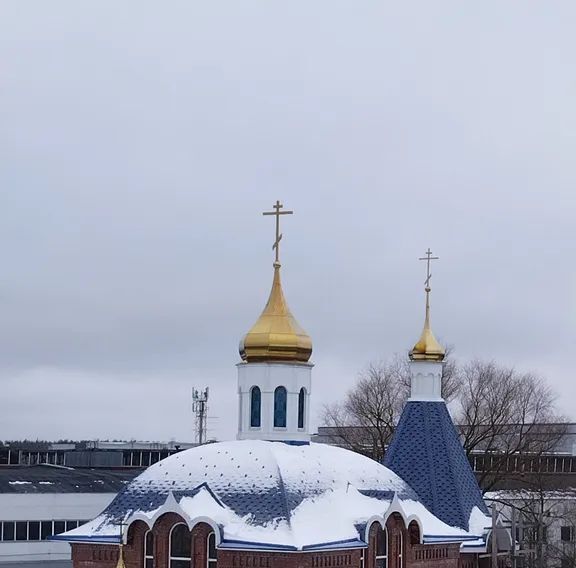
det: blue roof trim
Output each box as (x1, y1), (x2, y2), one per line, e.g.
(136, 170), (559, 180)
(50, 534), (121, 544)
(424, 534), (482, 541)
(218, 538), (365, 552)
(384, 401), (488, 531)
(219, 539), (298, 551)
(302, 538), (366, 551)
(280, 440), (310, 446)
(423, 539), (472, 545)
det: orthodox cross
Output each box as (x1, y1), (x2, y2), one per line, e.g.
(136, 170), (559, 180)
(263, 200), (293, 264)
(419, 248), (439, 291)
(114, 519), (127, 544)
(114, 520), (127, 568)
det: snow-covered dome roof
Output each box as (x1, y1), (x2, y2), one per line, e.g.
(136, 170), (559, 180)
(61, 440), (476, 550)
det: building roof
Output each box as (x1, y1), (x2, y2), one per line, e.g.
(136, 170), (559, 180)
(1, 562), (71, 568)
(384, 401), (489, 531)
(57, 440), (482, 550)
(1, 560), (72, 568)
(0, 465), (139, 494)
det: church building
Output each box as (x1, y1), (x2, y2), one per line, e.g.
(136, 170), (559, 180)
(55, 203), (507, 568)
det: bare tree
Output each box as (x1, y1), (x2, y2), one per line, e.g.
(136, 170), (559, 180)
(458, 360), (568, 491)
(492, 479), (576, 568)
(321, 357), (567, 492)
(321, 360), (405, 461)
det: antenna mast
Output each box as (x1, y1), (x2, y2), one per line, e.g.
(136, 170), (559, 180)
(192, 387), (209, 445)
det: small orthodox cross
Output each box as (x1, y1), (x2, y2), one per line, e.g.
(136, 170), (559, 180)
(262, 200), (293, 264)
(419, 248), (439, 291)
(115, 519), (127, 543)
(114, 520), (127, 566)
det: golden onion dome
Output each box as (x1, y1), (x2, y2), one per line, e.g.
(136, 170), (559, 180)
(239, 262), (312, 363)
(409, 289), (445, 362)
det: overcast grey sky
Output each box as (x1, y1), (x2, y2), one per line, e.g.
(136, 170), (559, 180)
(0, 2), (574, 443)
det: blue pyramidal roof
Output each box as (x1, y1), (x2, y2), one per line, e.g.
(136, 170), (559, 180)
(383, 401), (488, 531)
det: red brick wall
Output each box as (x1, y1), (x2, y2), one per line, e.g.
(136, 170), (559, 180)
(477, 555), (508, 568)
(459, 554), (477, 568)
(71, 543), (121, 568)
(409, 543), (461, 568)
(71, 513), (213, 568)
(71, 512), (471, 568)
(218, 550), (361, 568)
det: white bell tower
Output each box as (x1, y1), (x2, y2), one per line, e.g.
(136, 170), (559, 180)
(237, 361), (312, 442)
(408, 248), (445, 401)
(236, 201), (313, 444)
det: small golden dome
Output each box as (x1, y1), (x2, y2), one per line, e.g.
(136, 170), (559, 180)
(239, 263), (312, 363)
(410, 289), (445, 362)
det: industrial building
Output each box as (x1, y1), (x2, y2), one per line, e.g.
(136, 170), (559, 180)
(0, 441), (195, 565)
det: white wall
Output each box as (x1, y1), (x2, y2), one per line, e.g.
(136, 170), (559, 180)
(491, 494), (576, 568)
(0, 493), (116, 563)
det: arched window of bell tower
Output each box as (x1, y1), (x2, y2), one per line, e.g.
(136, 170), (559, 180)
(298, 387), (306, 429)
(273, 386), (287, 428)
(250, 386), (261, 428)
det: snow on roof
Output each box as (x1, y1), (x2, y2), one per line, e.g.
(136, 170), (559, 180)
(0, 465), (136, 494)
(468, 507), (491, 535)
(57, 440), (477, 550)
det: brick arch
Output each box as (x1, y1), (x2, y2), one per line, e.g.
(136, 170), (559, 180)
(366, 514), (409, 568)
(408, 520), (421, 546)
(368, 519), (386, 539)
(126, 519), (149, 544)
(386, 513), (406, 531)
(132, 514), (215, 568)
(191, 522), (216, 568)
(124, 520), (151, 566)
(367, 520), (387, 568)
(152, 512), (190, 568)
(153, 511), (188, 533)
(386, 513), (407, 568)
